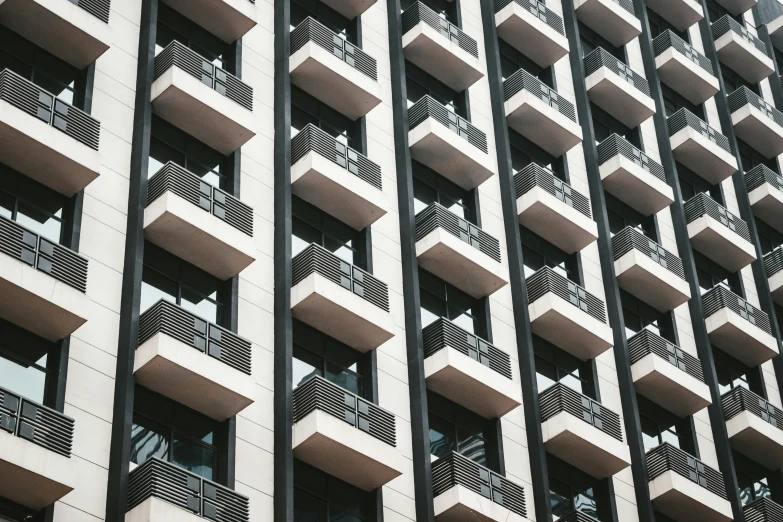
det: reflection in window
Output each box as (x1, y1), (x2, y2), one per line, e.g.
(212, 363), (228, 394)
(419, 268), (484, 334)
(406, 62), (463, 116)
(155, 3), (228, 67)
(0, 165), (66, 244)
(428, 392), (493, 469)
(294, 460), (368, 521)
(534, 336), (589, 396)
(292, 196), (359, 265)
(549, 455), (603, 520)
(638, 395), (683, 452)
(413, 161), (472, 221)
(521, 226), (578, 281)
(293, 320), (365, 397)
(292, 86), (358, 150)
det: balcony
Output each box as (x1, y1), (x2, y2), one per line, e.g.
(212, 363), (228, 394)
(291, 124), (386, 230)
(747, 166), (783, 233)
(645, 0), (703, 32)
(574, 0), (641, 47)
(628, 330), (710, 418)
(715, 0), (757, 16)
(667, 109), (737, 184)
(0, 0), (111, 69)
(684, 194), (756, 272)
(713, 16), (773, 84)
(584, 49), (655, 128)
(494, 0), (569, 68)
(126, 458), (249, 522)
(764, 246), (783, 306)
(0, 385), (74, 510)
(290, 18), (381, 120)
(526, 267), (613, 361)
(152, 41), (254, 155)
(646, 443), (732, 522)
(401, 2), (483, 91)
(768, 15), (783, 51)
(423, 318), (521, 419)
(598, 134), (674, 216)
(319, 0), (375, 18)
(744, 498), (783, 522)
(291, 243), (394, 352)
(432, 452), (529, 522)
(408, 96), (493, 190)
(612, 227), (690, 312)
(703, 285), (777, 366)
(653, 31), (719, 105)
(162, 0), (256, 42)
(133, 300), (254, 422)
(540, 384), (631, 478)
(514, 164), (598, 254)
(503, 68), (583, 157)
(0, 216), (88, 342)
(0, 69), (100, 197)
(292, 375), (403, 491)
(144, 162), (255, 281)
(725, 387), (783, 468)
(728, 87), (783, 158)
(415, 203), (507, 299)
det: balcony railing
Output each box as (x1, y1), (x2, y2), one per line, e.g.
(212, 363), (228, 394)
(432, 451), (527, 517)
(408, 95), (488, 153)
(539, 383), (623, 441)
(290, 17), (378, 81)
(493, 0), (565, 35)
(653, 30), (714, 75)
(422, 317), (512, 379)
(646, 443), (727, 499)
(0, 215), (88, 293)
(292, 243), (390, 312)
(557, 512), (600, 522)
(74, 0), (111, 23)
(712, 15), (768, 56)
(745, 498), (783, 522)
(138, 299), (252, 375)
(584, 48), (651, 96)
(526, 266), (607, 323)
(415, 203), (501, 262)
(765, 246), (783, 278)
(684, 193), (751, 242)
(723, 386), (783, 430)
(597, 134), (666, 183)
(702, 284), (772, 334)
(728, 87), (783, 127)
(293, 375), (396, 447)
(154, 41), (253, 112)
(503, 68), (577, 122)
(147, 162), (253, 237)
(401, 1), (479, 58)
(667, 108), (732, 153)
(0, 68), (100, 151)
(514, 163), (592, 218)
(746, 164), (783, 194)
(628, 329), (704, 382)
(291, 123), (382, 190)
(127, 457), (249, 522)
(0, 385), (74, 458)
(612, 227), (686, 280)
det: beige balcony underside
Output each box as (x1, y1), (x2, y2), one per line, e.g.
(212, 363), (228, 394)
(494, 2), (569, 67)
(516, 187), (599, 254)
(434, 485), (531, 522)
(599, 154), (674, 216)
(748, 182), (783, 233)
(731, 104), (783, 159)
(615, 250), (691, 312)
(126, 496), (206, 522)
(687, 215), (756, 272)
(319, 0), (376, 18)
(726, 410), (783, 468)
(505, 90), (583, 157)
(656, 48), (719, 105)
(631, 354), (711, 418)
(714, 31), (774, 84)
(586, 67), (656, 128)
(645, 0), (703, 31)
(715, 0), (757, 16)
(649, 471), (733, 522)
(706, 307), (778, 366)
(162, 0), (257, 43)
(669, 127), (738, 185)
(575, 0), (642, 46)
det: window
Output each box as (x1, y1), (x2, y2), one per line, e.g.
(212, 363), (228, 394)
(622, 290), (678, 342)
(0, 498), (40, 522)
(293, 196), (362, 266)
(520, 226), (580, 282)
(757, 219), (783, 256)
(647, 8), (687, 39)
(735, 451), (774, 506)
(638, 395), (691, 452)
(534, 335), (592, 396)
(0, 320), (54, 405)
(721, 65), (759, 96)
(419, 268), (486, 335)
(406, 62), (466, 117)
(509, 130), (567, 179)
(155, 3), (229, 68)
(592, 103), (641, 148)
(499, 38), (553, 86)
(694, 251), (742, 295)
(705, 0), (740, 23)
(294, 460), (368, 521)
(579, 21), (623, 61)
(677, 163), (723, 203)
(738, 138), (779, 172)
(291, 0), (356, 43)
(714, 348), (765, 396)
(413, 161), (475, 222)
(428, 392), (495, 469)
(0, 164), (67, 244)
(661, 83), (702, 119)
(401, 0), (459, 25)
(549, 455), (604, 520)
(292, 86), (361, 151)
(606, 193), (657, 240)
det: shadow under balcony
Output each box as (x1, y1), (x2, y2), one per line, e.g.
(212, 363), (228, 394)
(575, 0), (641, 47)
(494, 0), (569, 68)
(723, 386), (783, 468)
(747, 165), (783, 233)
(765, 246), (783, 306)
(667, 108), (738, 184)
(646, 0), (703, 33)
(654, 30), (719, 105)
(162, 0), (257, 43)
(713, 15), (773, 84)
(728, 87), (783, 158)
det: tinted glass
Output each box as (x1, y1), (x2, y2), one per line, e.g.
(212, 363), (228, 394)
(0, 166), (66, 243)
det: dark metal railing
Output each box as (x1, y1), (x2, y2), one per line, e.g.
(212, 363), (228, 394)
(684, 192), (751, 242)
(432, 452), (527, 517)
(702, 284), (772, 334)
(557, 512), (601, 522)
(147, 162), (253, 237)
(526, 266), (607, 323)
(712, 15), (768, 56)
(138, 299), (252, 376)
(653, 30), (713, 75)
(493, 0), (565, 35)
(728, 87), (783, 128)
(0, 385), (74, 458)
(667, 107), (732, 153)
(746, 164), (783, 194)
(514, 163), (592, 218)
(292, 243), (390, 312)
(764, 245), (783, 278)
(401, 1), (479, 58)
(290, 17), (378, 81)
(0, 68), (100, 151)
(723, 386), (783, 431)
(415, 203), (501, 262)
(597, 134), (666, 183)
(503, 68), (576, 122)
(612, 226), (686, 280)
(154, 41), (253, 112)
(292, 374), (396, 447)
(75, 0), (111, 23)
(646, 443), (727, 499)
(745, 498), (783, 522)
(127, 457), (249, 522)
(408, 95), (488, 153)
(422, 317), (512, 379)
(583, 48), (651, 97)
(628, 329), (704, 382)
(539, 383), (623, 441)
(0, 215), (88, 292)
(291, 123), (382, 190)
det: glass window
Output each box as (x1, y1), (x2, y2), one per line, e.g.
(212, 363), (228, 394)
(0, 165), (67, 244)
(419, 268), (485, 334)
(0, 321), (53, 404)
(647, 8), (687, 39)
(693, 251), (742, 295)
(738, 138), (779, 172)
(714, 348), (764, 396)
(499, 38), (552, 86)
(549, 456), (602, 520)
(579, 21), (623, 61)
(155, 3), (229, 68)
(735, 451), (774, 506)
(705, 0), (740, 22)
(294, 460), (368, 521)
(721, 64), (759, 96)
(509, 129), (567, 180)
(406, 62), (465, 116)
(638, 395), (685, 451)
(661, 83), (703, 119)
(520, 226), (579, 281)
(293, 320), (365, 397)
(592, 103), (641, 149)
(534, 335), (590, 395)
(606, 193), (657, 240)
(292, 196), (360, 266)
(412, 161), (473, 222)
(292, 86), (359, 150)
(428, 392), (494, 469)
(677, 162), (723, 203)
(622, 290), (677, 343)
(757, 220), (783, 256)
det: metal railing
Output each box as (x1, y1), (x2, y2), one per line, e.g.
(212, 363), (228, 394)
(493, 0), (565, 35)
(526, 266), (608, 323)
(746, 164), (783, 195)
(401, 1), (479, 58)
(557, 512), (601, 522)
(723, 386), (783, 431)
(539, 383), (623, 441)
(127, 457), (249, 522)
(702, 284), (772, 334)
(138, 299), (252, 375)
(612, 226), (686, 280)
(514, 163), (592, 218)
(415, 203), (501, 262)
(422, 317), (512, 379)
(75, 0), (111, 23)
(667, 108), (732, 154)
(291, 123), (382, 190)
(432, 452), (527, 517)
(290, 17), (378, 81)
(684, 192), (751, 242)
(408, 95), (488, 153)
(0, 385), (73, 458)
(0, 215), (88, 292)
(728, 87), (783, 128)
(292, 374), (396, 447)
(147, 162), (253, 237)
(584, 48), (651, 96)
(764, 245), (783, 278)
(646, 443), (727, 499)
(292, 243), (390, 312)
(154, 41), (253, 112)
(653, 30), (713, 75)
(597, 134), (666, 183)
(628, 329), (704, 382)
(503, 68), (576, 122)
(0, 68), (100, 151)
(745, 498), (783, 522)
(712, 15), (768, 56)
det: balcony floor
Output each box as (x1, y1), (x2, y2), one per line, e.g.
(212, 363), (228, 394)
(649, 471), (733, 522)
(434, 485), (531, 522)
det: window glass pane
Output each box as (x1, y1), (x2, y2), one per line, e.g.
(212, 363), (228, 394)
(294, 489), (327, 522)
(329, 479), (366, 517)
(0, 352), (46, 403)
(661, 428), (680, 449)
(550, 478), (573, 517)
(140, 268), (178, 314)
(175, 407), (215, 445)
(181, 287), (219, 324)
(429, 415), (455, 459)
(293, 345), (323, 389)
(172, 437), (215, 481)
(130, 418), (169, 465)
(458, 427), (487, 466)
(575, 489), (598, 518)
(325, 361), (361, 396)
(16, 202), (61, 243)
